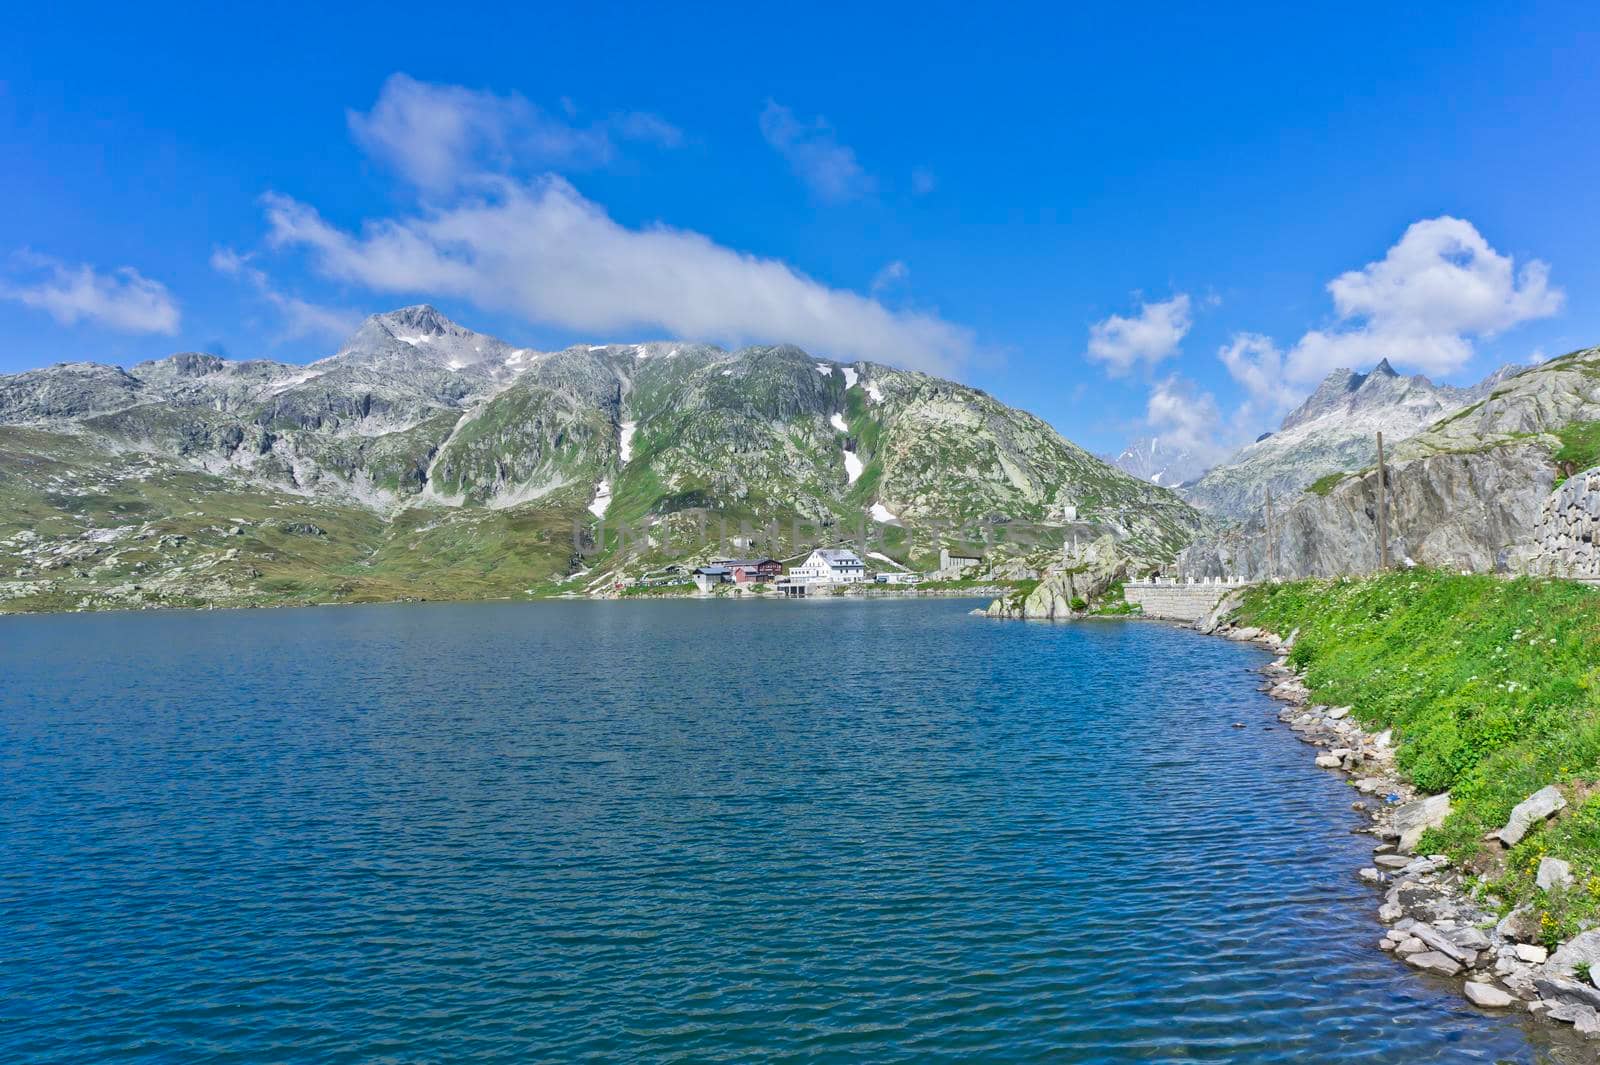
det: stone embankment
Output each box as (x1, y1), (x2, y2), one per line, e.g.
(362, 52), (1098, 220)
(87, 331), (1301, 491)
(1197, 597), (1600, 1044)
(1528, 467), (1600, 581)
(1122, 578), (1247, 622)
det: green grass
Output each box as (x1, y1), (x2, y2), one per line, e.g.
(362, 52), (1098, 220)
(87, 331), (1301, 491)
(1307, 470), (1355, 497)
(1088, 580), (1141, 616)
(1232, 571), (1600, 938)
(1553, 420), (1600, 484)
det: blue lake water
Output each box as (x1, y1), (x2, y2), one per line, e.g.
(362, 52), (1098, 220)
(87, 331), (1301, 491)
(0, 599), (1565, 1062)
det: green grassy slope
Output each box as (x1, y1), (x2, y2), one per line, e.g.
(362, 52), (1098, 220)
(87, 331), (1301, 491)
(1233, 571), (1600, 943)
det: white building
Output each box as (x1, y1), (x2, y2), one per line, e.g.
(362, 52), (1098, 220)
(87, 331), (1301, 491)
(788, 548), (868, 585)
(939, 547), (983, 572)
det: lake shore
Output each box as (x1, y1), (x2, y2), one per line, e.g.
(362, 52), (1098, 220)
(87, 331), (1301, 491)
(1198, 598), (1600, 1047)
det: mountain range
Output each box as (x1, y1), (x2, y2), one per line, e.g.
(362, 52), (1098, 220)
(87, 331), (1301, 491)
(1163, 359), (1515, 519)
(0, 306), (1201, 611)
(1180, 346), (1600, 579)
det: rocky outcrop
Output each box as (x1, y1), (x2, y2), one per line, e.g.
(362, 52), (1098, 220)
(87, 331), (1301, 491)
(1392, 792), (1452, 853)
(1180, 443), (1556, 578)
(983, 536), (1127, 619)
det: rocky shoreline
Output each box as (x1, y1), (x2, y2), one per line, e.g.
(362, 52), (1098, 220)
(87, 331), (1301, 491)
(1196, 597), (1600, 1048)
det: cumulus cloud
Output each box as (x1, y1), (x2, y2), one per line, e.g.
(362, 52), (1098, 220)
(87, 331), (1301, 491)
(1086, 294), (1192, 376)
(759, 101), (874, 203)
(1217, 332), (1300, 425)
(0, 253), (180, 334)
(211, 247), (360, 341)
(349, 73), (681, 194)
(1206, 216), (1562, 446)
(262, 178), (972, 372)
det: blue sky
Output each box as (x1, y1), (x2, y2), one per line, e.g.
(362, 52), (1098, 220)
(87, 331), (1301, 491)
(3, 1), (1598, 459)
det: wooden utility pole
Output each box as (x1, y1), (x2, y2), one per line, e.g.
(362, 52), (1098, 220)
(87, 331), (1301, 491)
(1264, 488), (1274, 581)
(1376, 431), (1390, 570)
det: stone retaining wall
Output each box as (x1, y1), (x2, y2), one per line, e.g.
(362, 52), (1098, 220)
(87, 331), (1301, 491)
(1124, 583), (1239, 621)
(1528, 466), (1600, 578)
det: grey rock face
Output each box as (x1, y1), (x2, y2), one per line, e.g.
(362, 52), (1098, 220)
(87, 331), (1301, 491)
(1403, 950), (1463, 976)
(1538, 857), (1575, 892)
(1496, 905), (1541, 944)
(1548, 930), (1600, 976)
(984, 535), (1127, 619)
(1180, 444), (1555, 579)
(0, 362), (143, 422)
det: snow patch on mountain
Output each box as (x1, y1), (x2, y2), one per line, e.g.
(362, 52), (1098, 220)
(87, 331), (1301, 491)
(843, 449), (864, 483)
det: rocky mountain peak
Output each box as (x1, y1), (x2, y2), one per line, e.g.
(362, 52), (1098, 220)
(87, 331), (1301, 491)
(1110, 436), (1208, 487)
(1183, 358), (1520, 519)
(161, 352), (228, 377)
(371, 304), (454, 337)
(328, 305), (531, 383)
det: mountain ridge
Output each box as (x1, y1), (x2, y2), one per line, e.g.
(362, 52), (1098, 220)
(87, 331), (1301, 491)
(1180, 358), (1517, 518)
(0, 306), (1202, 611)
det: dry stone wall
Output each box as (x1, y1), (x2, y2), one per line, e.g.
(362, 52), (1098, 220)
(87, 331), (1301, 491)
(1527, 467), (1600, 578)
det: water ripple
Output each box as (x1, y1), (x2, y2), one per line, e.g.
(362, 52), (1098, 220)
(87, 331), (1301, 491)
(0, 600), (1577, 1062)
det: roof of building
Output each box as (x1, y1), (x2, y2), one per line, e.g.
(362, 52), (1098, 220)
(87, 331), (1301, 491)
(694, 565), (732, 576)
(813, 548), (864, 564)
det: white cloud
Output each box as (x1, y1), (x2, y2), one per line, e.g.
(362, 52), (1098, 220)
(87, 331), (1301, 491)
(1274, 217), (1560, 384)
(1145, 375), (1233, 467)
(1086, 294), (1192, 376)
(1, 254), (180, 334)
(212, 247), (359, 341)
(759, 101), (874, 203)
(1218, 332), (1299, 425)
(262, 177), (972, 372)
(1213, 216), (1562, 443)
(349, 74), (681, 195)
(871, 259), (909, 297)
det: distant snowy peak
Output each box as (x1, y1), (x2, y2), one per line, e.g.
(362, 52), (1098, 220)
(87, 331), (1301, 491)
(1112, 436), (1208, 487)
